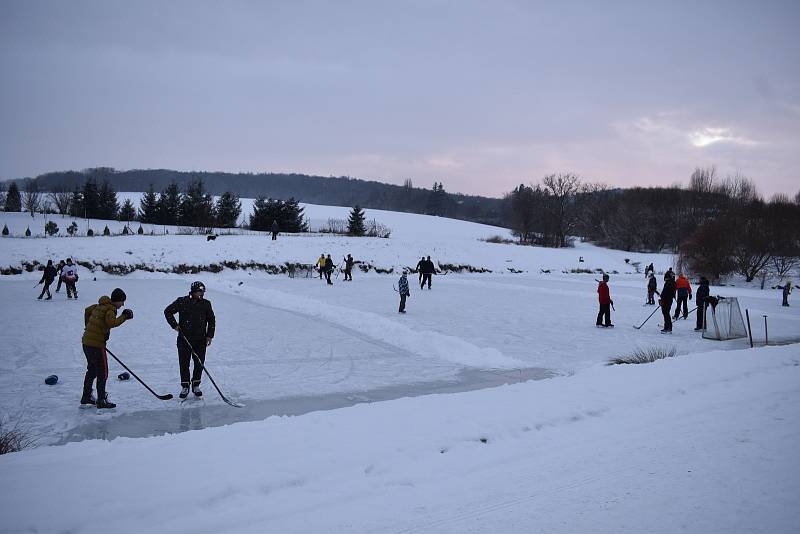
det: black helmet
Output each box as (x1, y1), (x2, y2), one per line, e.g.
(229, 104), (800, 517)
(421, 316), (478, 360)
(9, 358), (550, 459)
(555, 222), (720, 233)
(190, 281), (206, 293)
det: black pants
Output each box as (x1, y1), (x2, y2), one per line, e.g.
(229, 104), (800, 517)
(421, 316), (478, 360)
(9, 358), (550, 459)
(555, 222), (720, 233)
(178, 337), (206, 387)
(38, 281), (53, 299)
(82, 345), (108, 399)
(674, 295), (689, 318)
(647, 289), (655, 305)
(272, 232), (277, 240)
(65, 281), (77, 298)
(661, 302), (673, 331)
(596, 303), (611, 326)
(783, 292), (790, 306)
(344, 269), (352, 281)
(325, 270), (333, 285)
(421, 273), (432, 289)
(696, 302), (707, 330)
(399, 293), (407, 312)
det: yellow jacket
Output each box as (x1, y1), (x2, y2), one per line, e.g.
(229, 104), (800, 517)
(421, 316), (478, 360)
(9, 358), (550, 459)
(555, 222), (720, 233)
(82, 296), (128, 348)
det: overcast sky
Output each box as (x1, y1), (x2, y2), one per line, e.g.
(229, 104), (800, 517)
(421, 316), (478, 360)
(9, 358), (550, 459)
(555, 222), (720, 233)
(1, 0), (798, 198)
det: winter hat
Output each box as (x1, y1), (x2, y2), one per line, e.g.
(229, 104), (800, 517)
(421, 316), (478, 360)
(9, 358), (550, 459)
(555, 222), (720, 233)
(602, 273), (610, 281)
(110, 288), (126, 303)
(191, 281), (206, 293)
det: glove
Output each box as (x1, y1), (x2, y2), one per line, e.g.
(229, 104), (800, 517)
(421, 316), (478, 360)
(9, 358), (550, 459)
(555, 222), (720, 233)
(689, 295), (693, 300)
(122, 308), (134, 319)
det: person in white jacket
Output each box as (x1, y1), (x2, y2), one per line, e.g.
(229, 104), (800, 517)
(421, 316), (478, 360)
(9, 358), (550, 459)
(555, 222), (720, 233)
(61, 258), (79, 299)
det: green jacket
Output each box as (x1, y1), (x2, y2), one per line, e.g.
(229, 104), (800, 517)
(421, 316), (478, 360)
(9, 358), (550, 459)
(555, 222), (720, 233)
(82, 296), (127, 348)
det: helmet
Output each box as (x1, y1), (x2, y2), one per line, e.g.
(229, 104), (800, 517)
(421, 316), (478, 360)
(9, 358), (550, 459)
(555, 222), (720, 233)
(190, 281), (206, 293)
(45, 374), (58, 385)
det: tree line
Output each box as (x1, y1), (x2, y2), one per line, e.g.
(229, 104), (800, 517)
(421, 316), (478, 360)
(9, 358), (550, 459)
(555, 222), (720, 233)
(506, 168), (800, 281)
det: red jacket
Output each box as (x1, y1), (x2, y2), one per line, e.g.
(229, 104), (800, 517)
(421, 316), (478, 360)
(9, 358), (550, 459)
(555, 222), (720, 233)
(676, 275), (692, 296)
(598, 281), (611, 304)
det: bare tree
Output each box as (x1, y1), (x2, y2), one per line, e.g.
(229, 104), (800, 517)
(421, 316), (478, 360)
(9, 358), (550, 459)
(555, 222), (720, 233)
(48, 186), (72, 215)
(542, 173), (581, 247)
(22, 181), (41, 216)
(689, 166), (717, 194)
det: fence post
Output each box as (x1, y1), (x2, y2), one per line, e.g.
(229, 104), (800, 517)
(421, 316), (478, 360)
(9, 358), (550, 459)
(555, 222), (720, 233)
(745, 309), (753, 348)
(763, 315), (769, 346)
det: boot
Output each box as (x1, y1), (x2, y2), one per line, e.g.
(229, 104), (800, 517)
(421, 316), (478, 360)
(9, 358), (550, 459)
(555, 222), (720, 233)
(80, 392), (96, 405)
(179, 386), (190, 399)
(96, 394), (116, 409)
(192, 383), (203, 398)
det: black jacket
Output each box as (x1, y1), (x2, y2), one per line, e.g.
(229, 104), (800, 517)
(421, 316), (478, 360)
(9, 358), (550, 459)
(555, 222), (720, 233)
(164, 296), (216, 340)
(696, 282), (710, 304)
(660, 279), (676, 302)
(324, 257), (334, 272)
(647, 277), (657, 291)
(422, 260), (436, 274)
(40, 265), (58, 284)
(345, 257), (354, 270)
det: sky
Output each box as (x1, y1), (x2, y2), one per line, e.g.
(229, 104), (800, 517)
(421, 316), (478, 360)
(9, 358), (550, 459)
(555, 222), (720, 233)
(1, 0), (798, 198)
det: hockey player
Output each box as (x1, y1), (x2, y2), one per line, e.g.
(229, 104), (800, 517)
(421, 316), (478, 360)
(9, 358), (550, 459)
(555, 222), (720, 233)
(81, 288), (133, 408)
(596, 273), (613, 327)
(344, 254), (354, 281)
(271, 220), (279, 241)
(54, 259), (66, 292)
(694, 277), (710, 331)
(416, 257), (425, 284)
(37, 260), (58, 300)
(61, 258), (79, 299)
(420, 256), (435, 290)
(673, 273), (693, 319)
(658, 272), (677, 333)
(324, 254), (334, 285)
(398, 271), (411, 313)
(317, 254), (326, 279)
(164, 281), (216, 399)
(646, 273), (657, 305)
(778, 280), (792, 307)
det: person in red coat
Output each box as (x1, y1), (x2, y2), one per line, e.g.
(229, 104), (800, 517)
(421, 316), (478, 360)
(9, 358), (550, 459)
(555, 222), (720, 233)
(596, 273), (614, 327)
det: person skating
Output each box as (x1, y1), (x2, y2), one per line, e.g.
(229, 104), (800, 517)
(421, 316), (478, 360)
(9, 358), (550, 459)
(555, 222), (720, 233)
(164, 281), (216, 399)
(317, 254), (326, 279)
(646, 273), (657, 305)
(37, 260), (58, 300)
(54, 259), (66, 292)
(673, 273), (692, 319)
(644, 262), (654, 278)
(596, 273), (613, 327)
(778, 280), (792, 306)
(271, 220), (279, 241)
(694, 277), (710, 331)
(398, 271), (411, 313)
(416, 257), (425, 284)
(658, 272), (677, 333)
(61, 258), (79, 299)
(324, 254), (334, 285)
(420, 256), (435, 290)
(81, 288), (133, 408)
(344, 254), (354, 281)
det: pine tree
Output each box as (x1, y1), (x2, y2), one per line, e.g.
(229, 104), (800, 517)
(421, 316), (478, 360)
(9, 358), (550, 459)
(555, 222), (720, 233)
(348, 205), (366, 236)
(68, 185), (83, 217)
(157, 182), (181, 226)
(138, 184), (159, 223)
(215, 191), (242, 228)
(282, 197), (307, 232)
(249, 196), (271, 231)
(179, 179), (215, 231)
(118, 199), (136, 222)
(97, 180), (119, 220)
(4, 182), (21, 212)
(82, 178), (100, 219)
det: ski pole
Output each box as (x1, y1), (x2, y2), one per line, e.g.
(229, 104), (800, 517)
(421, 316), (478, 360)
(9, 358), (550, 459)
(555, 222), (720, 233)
(179, 333), (244, 408)
(105, 348), (173, 400)
(633, 306), (660, 329)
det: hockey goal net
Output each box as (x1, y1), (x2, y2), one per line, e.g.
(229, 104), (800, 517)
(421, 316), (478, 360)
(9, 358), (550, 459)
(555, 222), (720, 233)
(702, 296), (748, 341)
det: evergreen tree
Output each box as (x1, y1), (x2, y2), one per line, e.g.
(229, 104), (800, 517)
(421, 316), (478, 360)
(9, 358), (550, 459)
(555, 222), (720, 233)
(68, 185), (83, 217)
(118, 199), (136, 221)
(97, 180), (119, 220)
(4, 182), (21, 212)
(179, 178), (215, 231)
(138, 184), (159, 223)
(81, 178), (100, 218)
(348, 205), (366, 236)
(215, 191), (242, 228)
(282, 197), (307, 232)
(157, 182), (181, 226)
(249, 196), (272, 230)
(426, 182), (448, 216)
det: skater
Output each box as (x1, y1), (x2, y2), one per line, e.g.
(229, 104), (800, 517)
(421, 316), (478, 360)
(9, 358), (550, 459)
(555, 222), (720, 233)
(54, 259), (66, 292)
(673, 273), (692, 319)
(694, 277), (710, 331)
(343, 254), (354, 281)
(164, 281), (216, 399)
(61, 258), (79, 299)
(81, 288), (133, 408)
(644, 262), (654, 278)
(317, 254), (326, 279)
(658, 272), (676, 333)
(324, 254), (334, 285)
(416, 257), (425, 284)
(271, 220), (279, 241)
(778, 280), (792, 306)
(398, 271), (411, 313)
(420, 256), (434, 290)
(646, 273), (657, 305)
(596, 273), (613, 327)
(37, 260), (58, 300)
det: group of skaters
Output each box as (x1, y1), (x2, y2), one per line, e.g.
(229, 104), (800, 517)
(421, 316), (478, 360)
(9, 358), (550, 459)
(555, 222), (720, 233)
(315, 253), (355, 284)
(78, 280), (215, 409)
(36, 258), (79, 300)
(598, 262), (792, 334)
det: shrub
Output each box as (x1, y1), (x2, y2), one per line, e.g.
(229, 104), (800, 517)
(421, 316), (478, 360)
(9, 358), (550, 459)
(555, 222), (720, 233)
(483, 235), (515, 244)
(45, 221), (59, 236)
(0, 413), (36, 454)
(608, 346), (677, 365)
(67, 222), (78, 236)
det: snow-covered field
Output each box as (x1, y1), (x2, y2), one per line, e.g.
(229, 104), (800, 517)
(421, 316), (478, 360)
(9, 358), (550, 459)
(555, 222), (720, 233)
(1, 203), (798, 533)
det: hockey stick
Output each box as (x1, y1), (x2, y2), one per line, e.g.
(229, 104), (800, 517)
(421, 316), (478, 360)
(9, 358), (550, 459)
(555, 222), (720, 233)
(179, 333), (244, 408)
(675, 306), (698, 320)
(633, 306), (660, 329)
(393, 283), (399, 293)
(105, 347), (173, 400)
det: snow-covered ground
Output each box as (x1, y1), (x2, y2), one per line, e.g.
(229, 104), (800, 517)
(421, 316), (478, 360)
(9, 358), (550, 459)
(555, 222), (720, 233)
(1, 203), (798, 532)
